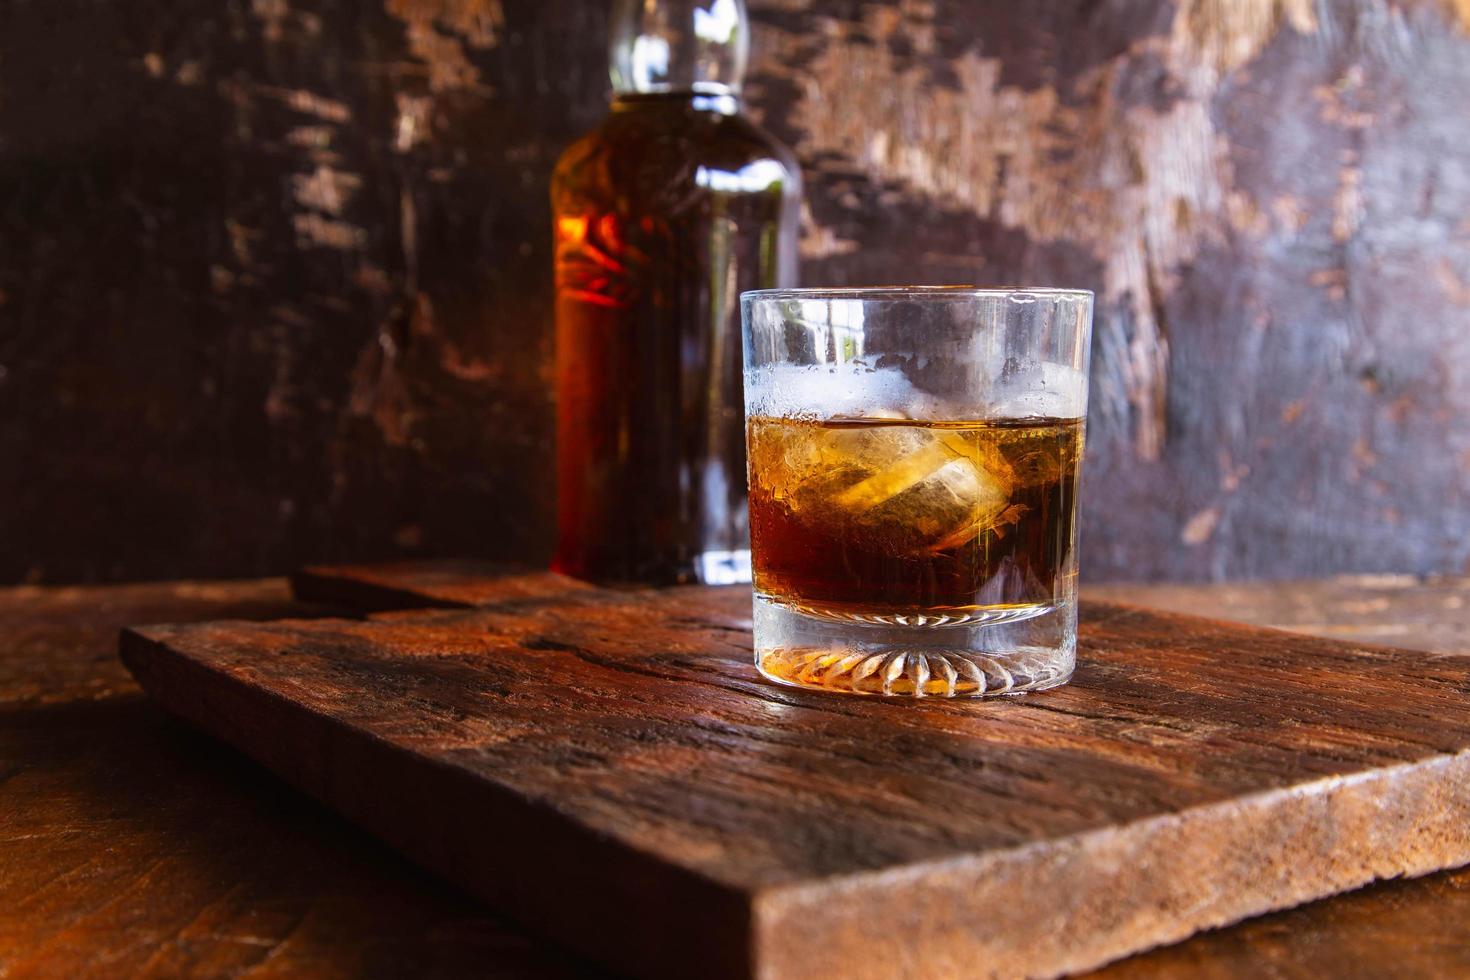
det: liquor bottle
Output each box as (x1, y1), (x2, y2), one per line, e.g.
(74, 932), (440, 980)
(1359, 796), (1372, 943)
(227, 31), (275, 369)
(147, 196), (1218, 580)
(551, 0), (800, 585)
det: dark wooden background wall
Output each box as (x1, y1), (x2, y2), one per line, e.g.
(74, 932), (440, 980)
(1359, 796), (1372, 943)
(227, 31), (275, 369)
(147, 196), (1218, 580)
(4, 0), (1469, 584)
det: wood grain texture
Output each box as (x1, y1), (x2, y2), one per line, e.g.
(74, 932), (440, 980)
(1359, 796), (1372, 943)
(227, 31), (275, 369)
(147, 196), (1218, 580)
(7, 576), (1470, 979)
(291, 559), (599, 611)
(5, 0), (1470, 584)
(1090, 863), (1470, 979)
(0, 579), (307, 707)
(1090, 574), (1470, 656)
(0, 579), (595, 980)
(752, 0), (1470, 582)
(297, 560), (1470, 656)
(123, 572), (1470, 979)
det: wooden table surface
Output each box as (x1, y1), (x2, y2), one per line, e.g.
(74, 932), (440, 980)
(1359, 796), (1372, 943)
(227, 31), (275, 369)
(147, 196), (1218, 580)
(3, 575), (1469, 979)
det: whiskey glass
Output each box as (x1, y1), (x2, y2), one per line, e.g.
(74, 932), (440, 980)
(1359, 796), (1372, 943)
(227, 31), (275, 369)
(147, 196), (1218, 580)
(741, 287), (1093, 697)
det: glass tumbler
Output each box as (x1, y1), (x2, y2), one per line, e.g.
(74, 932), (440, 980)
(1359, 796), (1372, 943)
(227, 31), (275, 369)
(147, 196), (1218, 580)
(741, 287), (1093, 697)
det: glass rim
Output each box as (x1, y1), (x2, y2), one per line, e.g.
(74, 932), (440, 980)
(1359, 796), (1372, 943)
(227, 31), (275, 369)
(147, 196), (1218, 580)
(742, 285), (1094, 302)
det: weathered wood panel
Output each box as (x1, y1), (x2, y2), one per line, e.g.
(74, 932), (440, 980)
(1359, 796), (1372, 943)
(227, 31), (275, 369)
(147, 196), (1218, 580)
(122, 573), (1470, 979)
(750, 0), (1470, 582)
(0, 580), (590, 979)
(4, 0), (1470, 582)
(1090, 573), (1470, 654)
(6, 576), (1470, 977)
(295, 560), (1470, 657)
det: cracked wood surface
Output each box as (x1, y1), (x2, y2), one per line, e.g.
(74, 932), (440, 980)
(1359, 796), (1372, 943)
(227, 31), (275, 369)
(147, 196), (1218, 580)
(4, 0), (1470, 585)
(116, 568), (1470, 978)
(5, 575), (1470, 977)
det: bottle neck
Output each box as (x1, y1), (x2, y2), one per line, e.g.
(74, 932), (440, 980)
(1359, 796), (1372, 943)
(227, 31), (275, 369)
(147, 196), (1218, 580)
(609, 0), (749, 99)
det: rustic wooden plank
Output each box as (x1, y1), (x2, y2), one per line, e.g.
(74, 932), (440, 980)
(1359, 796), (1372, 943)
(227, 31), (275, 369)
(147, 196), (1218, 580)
(122, 575), (1470, 980)
(297, 562), (1470, 657)
(291, 559), (600, 612)
(1089, 575), (1470, 657)
(9, 577), (1470, 979)
(0, 579), (308, 708)
(0, 579), (591, 980)
(1089, 862), (1470, 980)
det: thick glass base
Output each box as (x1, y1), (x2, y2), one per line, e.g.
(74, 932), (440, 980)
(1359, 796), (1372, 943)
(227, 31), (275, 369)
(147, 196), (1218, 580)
(752, 594), (1076, 698)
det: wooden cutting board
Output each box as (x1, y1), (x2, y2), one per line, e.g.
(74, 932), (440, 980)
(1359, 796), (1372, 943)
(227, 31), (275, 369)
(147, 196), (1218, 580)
(120, 564), (1470, 980)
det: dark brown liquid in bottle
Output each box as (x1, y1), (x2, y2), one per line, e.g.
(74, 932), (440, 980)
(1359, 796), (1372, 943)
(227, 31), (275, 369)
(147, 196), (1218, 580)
(552, 93), (798, 584)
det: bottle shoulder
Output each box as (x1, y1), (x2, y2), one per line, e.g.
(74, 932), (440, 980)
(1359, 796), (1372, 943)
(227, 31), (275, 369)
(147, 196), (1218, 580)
(722, 112), (800, 171)
(552, 103), (799, 202)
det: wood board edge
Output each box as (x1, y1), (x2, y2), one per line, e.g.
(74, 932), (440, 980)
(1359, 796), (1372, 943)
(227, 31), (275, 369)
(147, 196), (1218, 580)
(118, 625), (761, 980)
(290, 565), (477, 612)
(749, 750), (1470, 979)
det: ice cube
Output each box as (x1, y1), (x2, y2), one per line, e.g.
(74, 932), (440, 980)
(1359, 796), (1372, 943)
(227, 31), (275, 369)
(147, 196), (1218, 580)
(744, 363), (932, 419)
(786, 424), (1015, 555)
